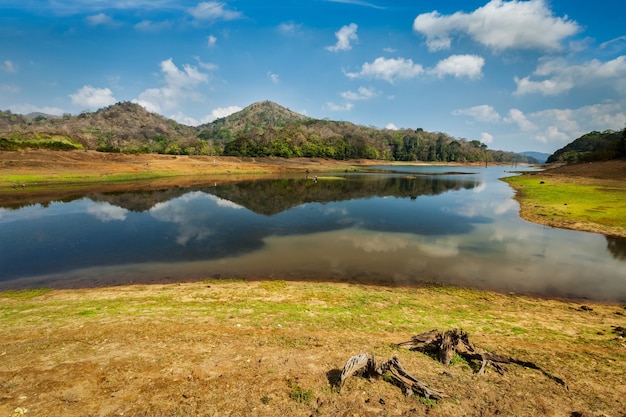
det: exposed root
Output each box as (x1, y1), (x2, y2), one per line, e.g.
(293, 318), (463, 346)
(395, 328), (568, 390)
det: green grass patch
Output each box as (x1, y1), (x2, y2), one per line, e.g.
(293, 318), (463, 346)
(0, 170), (182, 190)
(504, 175), (626, 229)
(0, 288), (52, 300)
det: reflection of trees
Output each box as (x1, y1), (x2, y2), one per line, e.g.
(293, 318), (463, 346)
(606, 236), (626, 261)
(210, 175), (479, 216)
(0, 175), (479, 215)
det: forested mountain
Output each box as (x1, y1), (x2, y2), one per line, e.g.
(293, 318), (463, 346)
(547, 129), (626, 163)
(1, 101), (538, 163)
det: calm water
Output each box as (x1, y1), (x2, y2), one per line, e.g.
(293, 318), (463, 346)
(1, 166), (625, 301)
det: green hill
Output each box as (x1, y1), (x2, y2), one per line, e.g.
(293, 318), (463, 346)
(547, 129), (626, 163)
(1, 100), (538, 164)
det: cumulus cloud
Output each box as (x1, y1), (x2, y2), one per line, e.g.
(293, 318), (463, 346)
(1, 60), (17, 73)
(345, 57), (423, 83)
(340, 86), (378, 100)
(413, 0), (580, 52)
(480, 132), (494, 144)
(514, 55), (626, 96)
(503, 103), (626, 145)
(187, 1), (242, 22)
(326, 23), (358, 52)
(133, 58), (209, 114)
(207, 35), (217, 47)
(205, 105), (242, 121)
(505, 108), (536, 131)
(453, 104), (501, 122)
(70, 85), (117, 108)
(385, 123), (398, 130)
(430, 54), (484, 79)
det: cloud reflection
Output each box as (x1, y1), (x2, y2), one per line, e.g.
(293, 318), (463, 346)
(86, 201), (128, 222)
(149, 191), (245, 246)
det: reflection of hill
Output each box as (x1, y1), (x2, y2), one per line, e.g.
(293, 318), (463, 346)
(209, 175), (478, 216)
(0, 175), (479, 214)
(89, 188), (193, 212)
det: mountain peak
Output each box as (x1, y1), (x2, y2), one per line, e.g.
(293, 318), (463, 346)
(199, 100), (309, 131)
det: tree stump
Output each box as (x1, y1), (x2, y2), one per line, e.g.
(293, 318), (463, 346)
(339, 353), (446, 400)
(395, 328), (568, 389)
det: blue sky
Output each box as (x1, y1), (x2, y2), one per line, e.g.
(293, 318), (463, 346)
(1, 0), (625, 153)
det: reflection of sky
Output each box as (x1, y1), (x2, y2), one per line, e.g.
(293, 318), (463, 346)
(1, 168), (625, 301)
(86, 201), (128, 222)
(149, 192), (246, 246)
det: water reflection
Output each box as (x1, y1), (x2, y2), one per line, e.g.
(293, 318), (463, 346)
(0, 168), (624, 302)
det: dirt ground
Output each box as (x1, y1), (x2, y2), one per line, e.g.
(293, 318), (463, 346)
(1, 281), (625, 417)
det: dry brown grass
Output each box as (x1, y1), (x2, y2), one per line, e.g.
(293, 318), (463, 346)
(1, 281), (625, 417)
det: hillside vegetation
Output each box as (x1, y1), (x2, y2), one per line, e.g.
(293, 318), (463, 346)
(547, 128), (626, 163)
(1, 101), (536, 164)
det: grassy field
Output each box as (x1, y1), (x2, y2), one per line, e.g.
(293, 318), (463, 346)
(1, 280), (625, 416)
(503, 166), (626, 237)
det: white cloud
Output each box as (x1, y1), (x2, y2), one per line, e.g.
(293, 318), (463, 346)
(1, 60), (17, 73)
(133, 58), (209, 114)
(326, 102), (354, 111)
(187, 1), (242, 22)
(70, 85), (117, 108)
(505, 108), (536, 131)
(534, 125), (569, 144)
(514, 55), (626, 96)
(453, 104), (501, 122)
(207, 35), (217, 47)
(385, 123), (398, 130)
(134, 20), (172, 32)
(196, 105), (242, 125)
(326, 23), (358, 52)
(504, 103), (626, 146)
(480, 132), (494, 144)
(340, 86), (378, 100)
(430, 54), (484, 79)
(413, 0), (580, 52)
(345, 57), (423, 83)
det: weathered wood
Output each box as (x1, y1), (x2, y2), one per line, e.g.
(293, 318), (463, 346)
(379, 356), (447, 400)
(338, 353), (446, 400)
(339, 353), (375, 388)
(396, 328), (568, 390)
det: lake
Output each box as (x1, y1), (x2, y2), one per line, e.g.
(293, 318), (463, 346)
(1, 165), (624, 301)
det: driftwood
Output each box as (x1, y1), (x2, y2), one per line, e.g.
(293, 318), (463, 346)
(339, 353), (447, 400)
(396, 329), (568, 390)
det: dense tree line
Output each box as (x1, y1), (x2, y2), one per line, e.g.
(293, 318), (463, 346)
(547, 128), (626, 163)
(221, 120), (533, 164)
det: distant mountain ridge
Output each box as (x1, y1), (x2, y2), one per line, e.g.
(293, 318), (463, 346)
(1, 100), (538, 164)
(520, 151), (550, 164)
